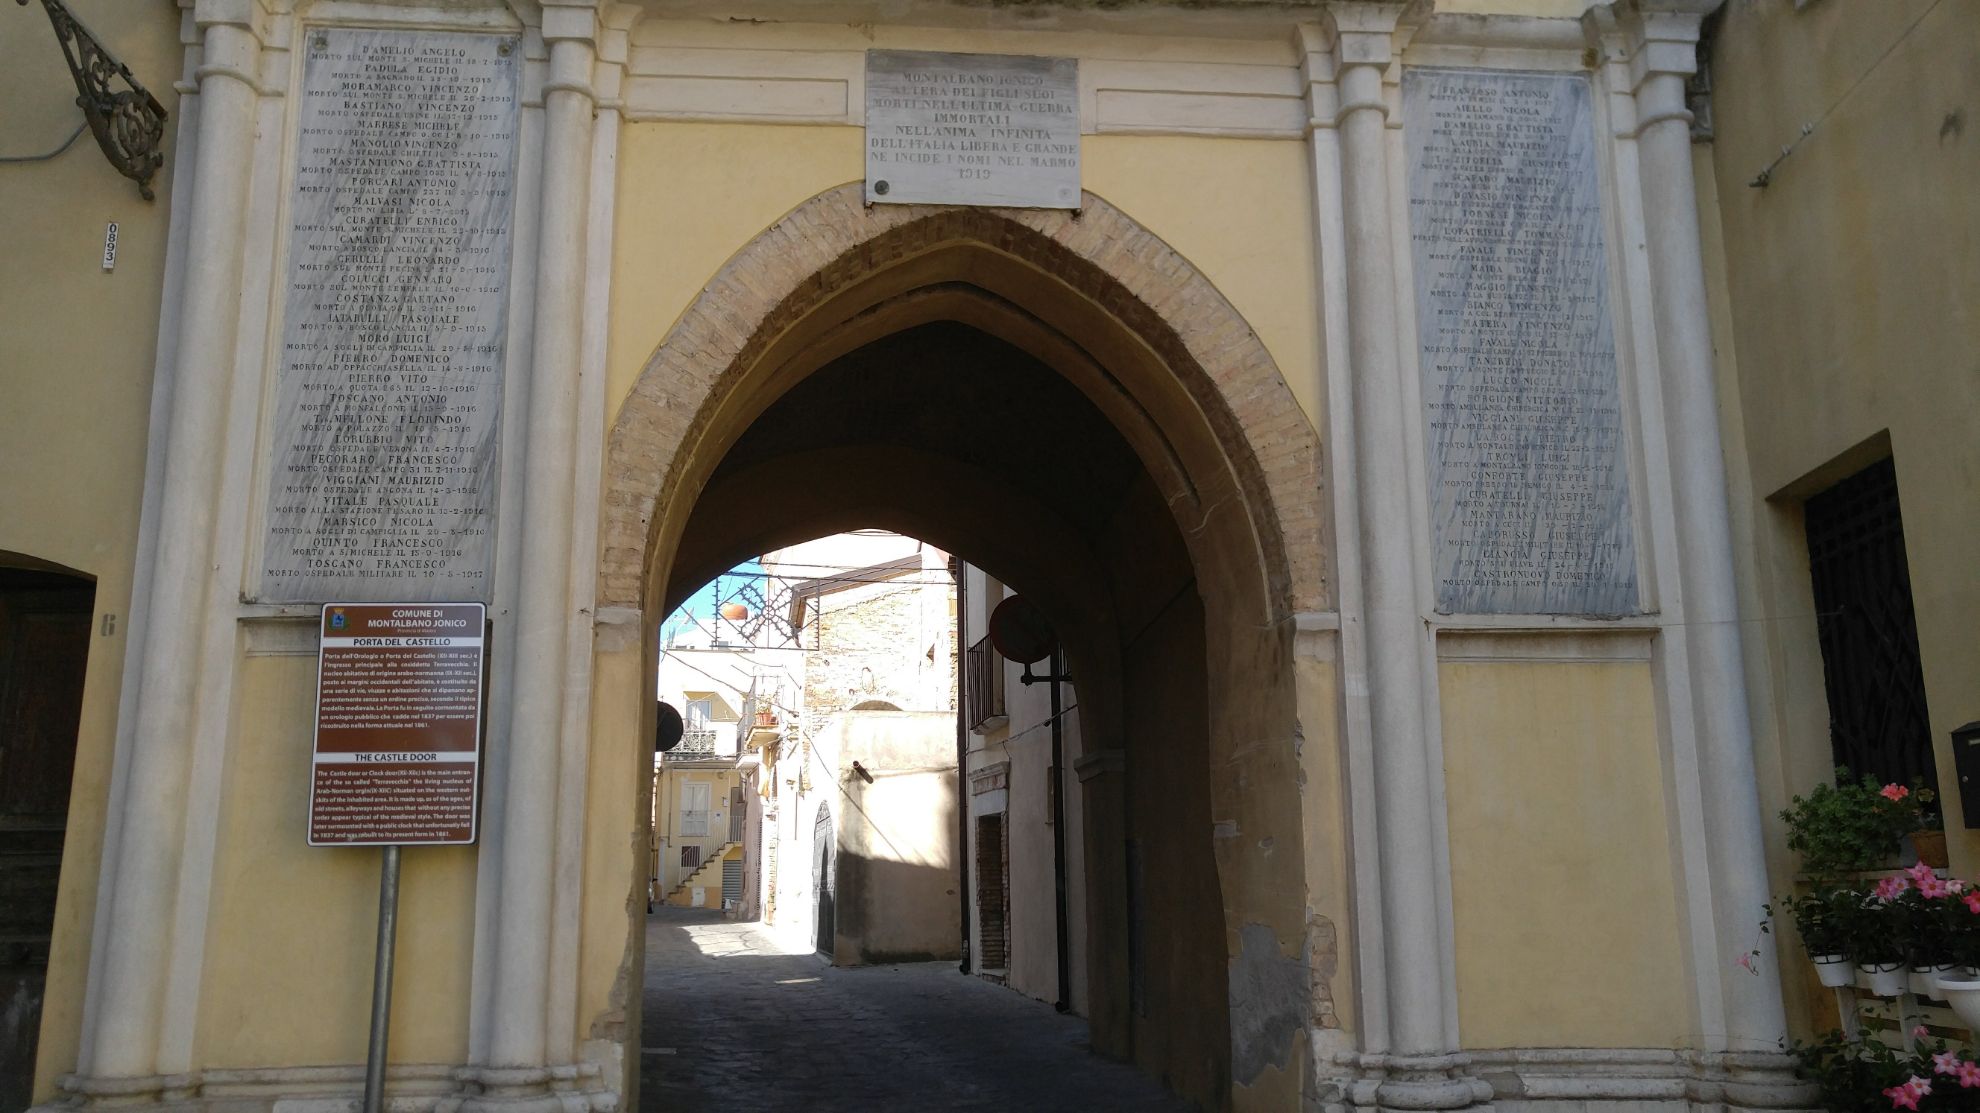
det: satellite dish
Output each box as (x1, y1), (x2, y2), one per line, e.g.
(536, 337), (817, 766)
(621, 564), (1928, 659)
(989, 595), (1057, 665)
(655, 701), (684, 752)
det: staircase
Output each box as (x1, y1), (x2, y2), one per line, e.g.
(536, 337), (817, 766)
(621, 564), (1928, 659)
(666, 842), (739, 908)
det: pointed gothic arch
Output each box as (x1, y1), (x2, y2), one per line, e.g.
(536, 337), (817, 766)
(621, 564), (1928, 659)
(599, 185), (1333, 1109)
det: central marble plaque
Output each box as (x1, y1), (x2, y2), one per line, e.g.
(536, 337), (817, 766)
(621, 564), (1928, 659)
(865, 49), (1080, 209)
(257, 28), (520, 603)
(1404, 68), (1638, 616)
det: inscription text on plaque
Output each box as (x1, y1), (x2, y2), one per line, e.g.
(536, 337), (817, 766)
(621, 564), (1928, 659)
(865, 49), (1080, 209)
(1404, 68), (1638, 616)
(259, 28), (520, 602)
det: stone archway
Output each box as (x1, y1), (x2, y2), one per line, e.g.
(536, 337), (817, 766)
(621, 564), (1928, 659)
(599, 187), (1325, 619)
(600, 186), (1332, 1111)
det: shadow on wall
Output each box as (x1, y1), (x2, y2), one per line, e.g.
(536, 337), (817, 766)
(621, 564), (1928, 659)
(833, 854), (962, 965)
(822, 712), (962, 966)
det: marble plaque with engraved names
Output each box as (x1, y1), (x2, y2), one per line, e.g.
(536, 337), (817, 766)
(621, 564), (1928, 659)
(865, 49), (1080, 209)
(1405, 68), (1638, 616)
(257, 28), (519, 603)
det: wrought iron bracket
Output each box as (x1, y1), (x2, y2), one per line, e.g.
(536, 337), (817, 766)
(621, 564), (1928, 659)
(18, 0), (169, 200)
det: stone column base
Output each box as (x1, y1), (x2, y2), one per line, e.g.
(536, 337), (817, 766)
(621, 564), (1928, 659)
(32, 1064), (619, 1113)
(1312, 1046), (1819, 1112)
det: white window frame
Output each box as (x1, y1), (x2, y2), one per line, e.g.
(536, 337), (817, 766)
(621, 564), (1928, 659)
(680, 781), (711, 837)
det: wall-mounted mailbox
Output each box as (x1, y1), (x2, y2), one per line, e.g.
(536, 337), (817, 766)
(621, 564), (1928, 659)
(1953, 722), (1980, 829)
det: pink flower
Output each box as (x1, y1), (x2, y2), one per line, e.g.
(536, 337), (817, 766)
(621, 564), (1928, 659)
(1950, 879), (1967, 894)
(1920, 875), (1952, 899)
(1964, 891), (1980, 915)
(1914, 1025), (1931, 1039)
(1909, 861), (1938, 885)
(1957, 1060), (1980, 1087)
(1877, 875), (1912, 901)
(1735, 952), (1756, 974)
(1934, 1050), (1963, 1075)
(1883, 783), (1912, 801)
(1884, 1075), (1931, 1109)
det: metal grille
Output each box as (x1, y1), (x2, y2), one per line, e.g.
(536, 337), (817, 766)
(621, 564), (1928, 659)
(1804, 457), (1936, 788)
(721, 858), (743, 904)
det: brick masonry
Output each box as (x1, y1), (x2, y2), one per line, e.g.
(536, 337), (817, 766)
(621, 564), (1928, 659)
(599, 186), (1329, 620)
(803, 580), (954, 736)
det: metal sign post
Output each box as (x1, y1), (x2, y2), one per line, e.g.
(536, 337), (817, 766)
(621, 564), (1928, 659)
(363, 844), (401, 1113)
(309, 603), (487, 1113)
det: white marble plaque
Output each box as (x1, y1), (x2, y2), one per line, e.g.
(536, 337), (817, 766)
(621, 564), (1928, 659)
(258, 28), (520, 603)
(865, 50), (1080, 209)
(1405, 68), (1639, 616)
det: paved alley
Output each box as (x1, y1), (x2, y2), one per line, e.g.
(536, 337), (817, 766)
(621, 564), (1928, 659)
(639, 908), (1197, 1112)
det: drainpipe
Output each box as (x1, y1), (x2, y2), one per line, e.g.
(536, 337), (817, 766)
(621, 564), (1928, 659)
(954, 559), (972, 975)
(1048, 648), (1070, 1013)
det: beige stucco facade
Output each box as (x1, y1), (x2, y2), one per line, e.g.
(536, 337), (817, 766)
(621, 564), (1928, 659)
(1697, 0), (1980, 1040)
(2, 1), (184, 1096)
(5, 0), (1968, 1110)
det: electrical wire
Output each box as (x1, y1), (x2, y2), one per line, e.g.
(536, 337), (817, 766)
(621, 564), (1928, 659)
(0, 120), (87, 164)
(1746, 0), (1948, 188)
(658, 649), (809, 723)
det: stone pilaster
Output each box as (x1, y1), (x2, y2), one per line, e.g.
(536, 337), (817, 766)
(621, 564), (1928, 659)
(1587, 0), (1811, 1106)
(461, 1), (603, 1107)
(60, 0), (266, 1101)
(1302, 5), (1490, 1109)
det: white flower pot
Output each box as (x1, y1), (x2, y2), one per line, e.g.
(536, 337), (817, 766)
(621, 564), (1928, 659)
(1910, 967), (1938, 996)
(1813, 955), (1854, 988)
(1925, 964), (1961, 998)
(1862, 961), (1907, 997)
(1936, 972), (1980, 1031)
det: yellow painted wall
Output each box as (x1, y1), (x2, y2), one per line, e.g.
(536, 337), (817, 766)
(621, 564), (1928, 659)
(1707, 2), (1980, 878)
(1295, 653), (1354, 1037)
(652, 766), (741, 900)
(580, 633), (649, 1085)
(604, 126), (1322, 431)
(0, 1), (183, 1099)
(1083, 135), (1323, 428)
(1439, 647), (1691, 1050)
(196, 651), (476, 1067)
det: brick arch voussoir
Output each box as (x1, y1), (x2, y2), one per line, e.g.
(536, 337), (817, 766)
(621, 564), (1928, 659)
(601, 183), (1326, 616)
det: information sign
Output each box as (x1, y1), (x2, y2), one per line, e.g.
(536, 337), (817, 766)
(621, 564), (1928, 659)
(308, 602), (486, 846)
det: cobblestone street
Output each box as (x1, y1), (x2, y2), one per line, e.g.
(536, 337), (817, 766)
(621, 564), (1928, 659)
(639, 908), (1195, 1112)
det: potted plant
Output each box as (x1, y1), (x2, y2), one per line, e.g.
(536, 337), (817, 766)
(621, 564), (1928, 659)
(1934, 884), (1980, 1029)
(1794, 1030), (1980, 1111)
(1850, 884), (1910, 996)
(1781, 768), (1935, 880)
(1777, 888), (1858, 988)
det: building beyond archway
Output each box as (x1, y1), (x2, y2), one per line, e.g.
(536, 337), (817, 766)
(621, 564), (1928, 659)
(598, 186), (1334, 1111)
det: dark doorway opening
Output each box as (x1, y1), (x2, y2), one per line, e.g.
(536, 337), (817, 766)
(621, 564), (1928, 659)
(0, 562), (95, 1113)
(812, 800), (836, 957)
